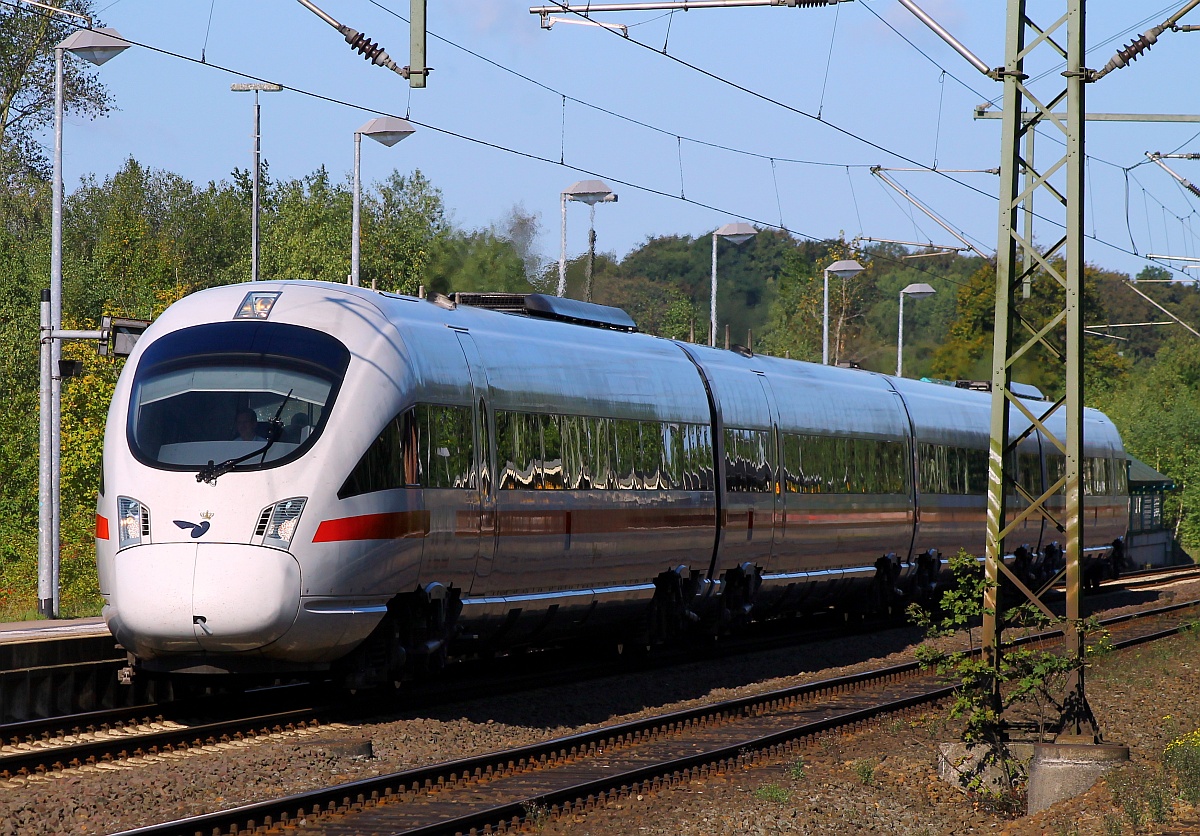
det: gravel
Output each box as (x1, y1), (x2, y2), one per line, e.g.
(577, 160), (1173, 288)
(3, 577), (1200, 835)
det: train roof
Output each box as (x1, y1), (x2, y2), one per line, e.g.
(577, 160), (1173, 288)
(140, 282), (1126, 456)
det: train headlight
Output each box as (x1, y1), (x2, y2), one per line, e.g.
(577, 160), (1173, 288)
(116, 496), (150, 550)
(259, 498), (306, 550)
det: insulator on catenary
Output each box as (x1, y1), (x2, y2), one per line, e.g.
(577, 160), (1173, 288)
(340, 27), (402, 73)
(1092, 26), (1162, 80)
(1115, 31), (1158, 66)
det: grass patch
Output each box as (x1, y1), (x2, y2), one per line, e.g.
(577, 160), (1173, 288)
(853, 759), (876, 786)
(753, 783), (791, 804)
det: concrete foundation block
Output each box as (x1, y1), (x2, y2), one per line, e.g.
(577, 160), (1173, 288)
(1026, 742), (1129, 815)
(938, 742), (1034, 794)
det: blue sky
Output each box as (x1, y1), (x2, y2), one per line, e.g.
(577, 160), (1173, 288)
(54, 1), (1200, 282)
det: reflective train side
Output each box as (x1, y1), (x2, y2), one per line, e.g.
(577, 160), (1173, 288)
(95, 282), (1128, 683)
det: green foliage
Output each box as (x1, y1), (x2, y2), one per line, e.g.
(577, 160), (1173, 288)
(1165, 729), (1200, 804)
(909, 549), (1095, 793)
(263, 166), (355, 283)
(852, 759), (876, 786)
(361, 170), (449, 294)
(786, 757), (806, 780)
(758, 247), (824, 361)
(907, 549), (988, 645)
(57, 340), (119, 616)
(753, 783), (792, 803)
(594, 271), (696, 340)
(617, 229), (806, 345)
(1108, 764), (1172, 830)
(0, 2), (113, 174)
(1093, 331), (1200, 554)
(0, 155), (48, 615)
(930, 260), (1130, 397)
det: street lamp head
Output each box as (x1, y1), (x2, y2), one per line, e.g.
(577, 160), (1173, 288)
(231, 82), (283, 93)
(357, 116), (416, 147)
(57, 27), (129, 66)
(564, 179), (617, 205)
(715, 222), (757, 246)
(826, 258), (865, 279)
(900, 282), (937, 300)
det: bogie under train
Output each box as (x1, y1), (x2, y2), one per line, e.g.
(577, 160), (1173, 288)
(96, 282), (1128, 684)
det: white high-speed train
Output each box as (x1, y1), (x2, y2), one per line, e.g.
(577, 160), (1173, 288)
(96, 282), (1129, 684)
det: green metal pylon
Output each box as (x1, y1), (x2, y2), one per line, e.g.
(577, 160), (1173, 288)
(983, 0), (1097, 742)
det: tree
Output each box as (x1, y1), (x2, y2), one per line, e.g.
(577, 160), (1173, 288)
(0, 1), (114, 174)
(1094, 333), (1200, 553)
(1094, 266), (1200, 365)
(619, 229), (816, 349)
(261, 166), (352, 284)
(360, 169), (449, 294)
(425, 205), (550, 297)
(857, 245), (980, 378)
(759, 248), (824, 361)
(0, 155), (48, 611)
(930, 260), (1130, 397)
(593, 271), (695, 340)
(428, 228), (529, 295)
(758, 239), (868, 364)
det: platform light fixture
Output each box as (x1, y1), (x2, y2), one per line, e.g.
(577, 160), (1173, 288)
(822, 259), (864, 365)
(351, 116), (416, 288)
(710, 223), (757, 347)
(40, 25), (131, 618)
(897, 282), (936, 377)
(231, 82), (283, 282)
(558, 180), (617, 301)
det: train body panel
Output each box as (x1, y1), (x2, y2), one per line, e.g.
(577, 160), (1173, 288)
(424, 302), (719, 641)
(95, 282), (1131, 679)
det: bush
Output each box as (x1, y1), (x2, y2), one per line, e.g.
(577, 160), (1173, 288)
(1165, 729), (1200, 804)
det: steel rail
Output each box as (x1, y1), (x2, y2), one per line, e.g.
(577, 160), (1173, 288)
(108, 599), (1200, 836)
(0, 705), (324, 778)
(5, 564), (1196, 783)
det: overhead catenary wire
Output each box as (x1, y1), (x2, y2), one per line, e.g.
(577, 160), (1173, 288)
(533, 0), (1187, 266)
(367, 0), (881, 172)
(535, 0), (1008, 195)
(5, 0), (1190, 292)
(0, 0), (961, 288)
(371, 0), (1188, 273)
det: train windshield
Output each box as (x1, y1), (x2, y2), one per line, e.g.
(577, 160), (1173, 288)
(127, 321), (351, 472)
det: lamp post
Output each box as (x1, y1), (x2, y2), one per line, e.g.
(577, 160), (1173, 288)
(822, 259), (865, 365)
(558, 180), (617, 301)
(710, 222), (757, 347)
(39, 26), (129, 618)
(230, 82), (282, 282)
(897, 282), (936, 377)
(351, 116), (415, 288)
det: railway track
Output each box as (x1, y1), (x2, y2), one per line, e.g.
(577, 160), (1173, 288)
(4, 564), (1196, 786)
(107, 598), (1200, 836)
(0, 614), (863, 782)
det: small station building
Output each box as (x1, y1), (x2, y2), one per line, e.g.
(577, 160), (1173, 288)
(1126, 455), (1180, 567)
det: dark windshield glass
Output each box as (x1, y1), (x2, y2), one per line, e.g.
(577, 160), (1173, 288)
(128, 321), (351, 471)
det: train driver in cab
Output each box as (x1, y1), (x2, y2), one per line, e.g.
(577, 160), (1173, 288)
(233, 408), (265, 443)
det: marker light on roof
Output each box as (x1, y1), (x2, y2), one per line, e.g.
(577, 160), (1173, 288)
(235, 291), (280, 319)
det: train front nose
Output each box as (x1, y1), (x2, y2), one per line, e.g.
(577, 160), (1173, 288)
(107, 543), (301, 659)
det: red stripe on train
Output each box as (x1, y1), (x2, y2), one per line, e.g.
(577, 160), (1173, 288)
(96, 514), (110, 540)
(312, 511), (430, 542)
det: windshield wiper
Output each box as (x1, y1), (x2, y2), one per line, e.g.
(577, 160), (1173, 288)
(196, 390), (294, 485)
